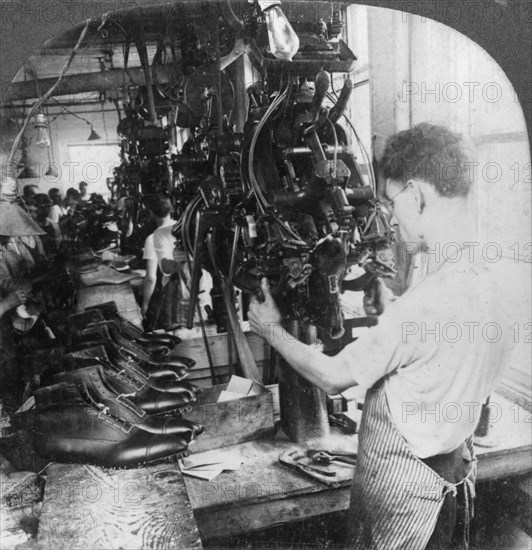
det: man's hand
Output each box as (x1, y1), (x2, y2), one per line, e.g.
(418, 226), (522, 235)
(247, 278), (282, 336)
(363, 278), (396, 316)
(0, 285), (30, 318)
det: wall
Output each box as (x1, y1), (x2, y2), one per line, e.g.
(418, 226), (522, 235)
(15, 104), (120, 198)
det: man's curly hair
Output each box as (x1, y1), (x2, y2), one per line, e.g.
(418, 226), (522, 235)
(381, 123), (474, 197)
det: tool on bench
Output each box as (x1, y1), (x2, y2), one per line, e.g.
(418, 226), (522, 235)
(279, 450), (339, 486)
(306, 449), (357, 467)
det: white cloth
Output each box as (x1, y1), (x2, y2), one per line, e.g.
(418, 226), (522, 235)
(347, 249), (517, 458)
(151, 219), (176, 287)
(49, 204), (68, 223)
(142, 233), (156, 262)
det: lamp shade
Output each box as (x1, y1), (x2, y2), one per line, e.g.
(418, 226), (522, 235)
(88, 127), (102, 141)
(0, 200), (46, 236)
(45, 163), (59, 178)
(17, 165), (39, 179)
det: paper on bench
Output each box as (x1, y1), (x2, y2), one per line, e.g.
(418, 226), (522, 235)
(181, 468), (223, 481)
(180, 447), (244, 481)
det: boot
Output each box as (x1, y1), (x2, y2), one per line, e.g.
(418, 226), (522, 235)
(54, 365), (203, 437)
(33, 383), (190, 468)
(65, 343), (190, 385)
(70, 327), (193, 380)
(63, 310), (178, 353)
(86, 301), (182, 346)
(62, 348), (198, 415)
(73, 321), (172, 359)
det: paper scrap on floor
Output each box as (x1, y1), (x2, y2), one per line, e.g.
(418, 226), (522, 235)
(180, 446), (244, 481)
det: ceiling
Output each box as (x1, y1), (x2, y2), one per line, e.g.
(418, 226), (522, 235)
(3, 1), (339, 107)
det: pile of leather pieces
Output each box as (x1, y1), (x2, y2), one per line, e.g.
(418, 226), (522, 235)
(13, 302), (204, 469)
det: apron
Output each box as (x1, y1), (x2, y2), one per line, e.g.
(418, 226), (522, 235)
(145, 268), (197, 331)
(347, 380), (477, 550)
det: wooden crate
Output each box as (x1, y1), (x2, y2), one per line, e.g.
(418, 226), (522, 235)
(183, 382), (275, 453)
(175, 331), (270, 387)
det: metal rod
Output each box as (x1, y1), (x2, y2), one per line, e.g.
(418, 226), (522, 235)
(3, 63), (180, 102)
(135, 21), (158, 124)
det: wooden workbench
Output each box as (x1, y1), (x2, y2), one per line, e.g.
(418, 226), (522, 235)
(183, 392), (532, 542)
(48, 282), (529, 546)
(32, 392), (531, 547)
(76, 281), (143, 327)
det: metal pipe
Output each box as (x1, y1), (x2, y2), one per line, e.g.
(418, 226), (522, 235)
(2, 63), (180, 103)
(135, 22), (158, 124)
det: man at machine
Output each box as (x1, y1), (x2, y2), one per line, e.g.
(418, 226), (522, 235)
(248, 123), (515, 549)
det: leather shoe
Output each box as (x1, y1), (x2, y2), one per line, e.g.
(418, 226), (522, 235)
(54, 365), (203, 437)
(86, 301), (182, 346)
(62, 348), (198, 415)
(33, 383), (190, 468)
(78, 264), (142, 287)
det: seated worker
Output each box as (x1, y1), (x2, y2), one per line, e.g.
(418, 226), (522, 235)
(27, 195), (62, 254)
(48, 188), (68, 223)
(57, 188), (83, 236)
(0, 281), (30, 399)
(64, 187), (81, 211)
(0, 202), (45, 398)
(0, 285), (30, 319)
(78, 180), (90, 202)
(248, 123), (519, 550)
(22, 184), (39, 203)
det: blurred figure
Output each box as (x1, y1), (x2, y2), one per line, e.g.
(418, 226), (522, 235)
(0, 202), (45, 397)
(79, 180), (90, 202)
(28, 194), (62, 253)
(0, 284), (30, 318)
(141, 195), (212, 331)
(48, 188), (68, 223)
(65, 187), (81, 211)
(22, 184), (39, 203)
(141, 195), (174, 322)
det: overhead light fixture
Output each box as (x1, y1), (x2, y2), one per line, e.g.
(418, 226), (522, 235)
(45, 163), (59, 178)
(49, 100), (103, 142)
(257, 0), (299, 61)
(17, 137), (38, 179)
(44, 109), (59, 178)
(34, 113), (51, 148)
(88, 126), (102, 141)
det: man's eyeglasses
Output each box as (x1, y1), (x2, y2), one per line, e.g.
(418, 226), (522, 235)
(380, 185), (408, 213)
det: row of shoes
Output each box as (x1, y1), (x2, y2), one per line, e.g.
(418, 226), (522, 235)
(66, 251), (142, 287)
(15, 302), (204, 469)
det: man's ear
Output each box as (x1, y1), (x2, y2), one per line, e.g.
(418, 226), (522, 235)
(407, 179), (426, 214)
